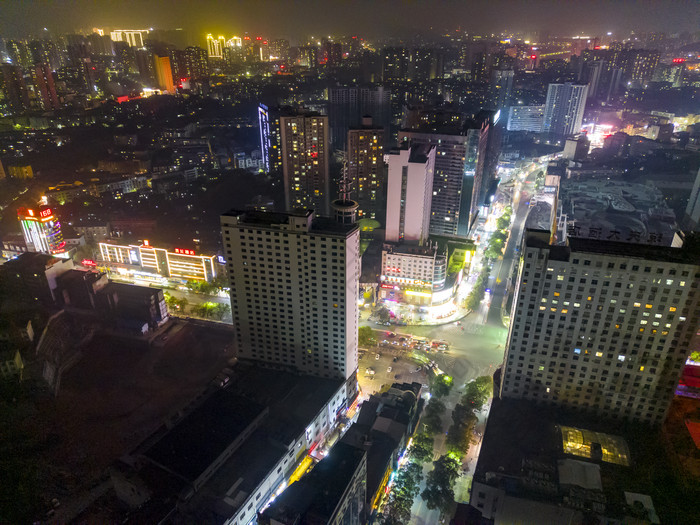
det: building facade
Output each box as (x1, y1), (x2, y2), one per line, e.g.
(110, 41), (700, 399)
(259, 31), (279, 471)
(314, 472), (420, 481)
(220, 209), (360, 380)
(507, 105), (545, 132)
(398, 129), (480, 237)
(98, 241), (218, 282)
(17, 206), (65, 255)
(347, 118), (385, 221)
(280, 112), (330, 216)
(542, 83), (588, 138)
(501, 231), (700, 424)
(380, 243), (448, 306)
(385, 146), (436, 243)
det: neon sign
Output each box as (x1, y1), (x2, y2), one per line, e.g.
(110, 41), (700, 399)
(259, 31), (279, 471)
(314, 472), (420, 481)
(82, 259), (97, 267)
(174, 248), (196, 255)
(40, 208), (53, 218)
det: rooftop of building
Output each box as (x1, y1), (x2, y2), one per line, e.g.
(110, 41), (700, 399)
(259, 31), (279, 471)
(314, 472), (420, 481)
(221, 208), (358, 236)
(525, 230), (700, 265)
(259, 442), (366, 524)
(383, 242), (437, 257)
(473, 397), (668, 522)
(143, 389), (266, 482)
(134, 363), (344, 522)
(0, 251), (70, 272)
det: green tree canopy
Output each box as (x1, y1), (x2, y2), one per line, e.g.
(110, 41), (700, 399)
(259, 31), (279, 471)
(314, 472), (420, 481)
(432, 373), (453, 399)
(421, 454), (461, 513)
(409, 431), (435, 463)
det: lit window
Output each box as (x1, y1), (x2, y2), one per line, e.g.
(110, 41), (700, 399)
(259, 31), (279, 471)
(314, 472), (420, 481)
(669, 307), (677, 312)
(554, 292), (560, 297)
(634, 302), (641, 307)
(639, 366), (645, 371)
(574, 302), (581, 308)
(595, 352), (603, 358)
(618, 355), (625, 362)
(574, 348), (581, 354)
(538, 366), (545, 371)
(645, 304), (652, 309)
(539, 306), (546, 311)
(562, 309), (568, 314)
(680, 317), (687, 322)
(587, 296), (592, 301)
(557, 275), (564, 281)
(640, 320), (647, 325)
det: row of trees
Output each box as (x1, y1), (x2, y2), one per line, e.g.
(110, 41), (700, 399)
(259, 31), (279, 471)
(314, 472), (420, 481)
(358, 326), (376, 347)
(464, 265), (491, 312)
(184, 275), (228, 295)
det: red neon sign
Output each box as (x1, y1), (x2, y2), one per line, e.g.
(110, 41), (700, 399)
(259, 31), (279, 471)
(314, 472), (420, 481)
(40, 208), (53, 218)
(174, 248), (196, 255)
(672, 58), (686, 64)
(530, 55), (537, 60)
(82, 259), (97, 267)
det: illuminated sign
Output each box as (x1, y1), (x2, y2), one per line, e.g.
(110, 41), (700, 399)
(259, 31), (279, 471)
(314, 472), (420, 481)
(530, 55), (537, 60)
(217, 255), (226, 264)
(381, 275), (431, 287)
(380, 283), (394, 289)
(672, 58), (686, 64)
(405, 290), (432, 298)
(174, 248), (196, 255)
(81, 259), (97, 267)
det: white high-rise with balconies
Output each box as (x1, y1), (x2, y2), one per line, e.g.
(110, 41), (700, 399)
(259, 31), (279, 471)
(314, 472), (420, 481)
(500, 230), (700, 424)
(221, 208), (360, 381)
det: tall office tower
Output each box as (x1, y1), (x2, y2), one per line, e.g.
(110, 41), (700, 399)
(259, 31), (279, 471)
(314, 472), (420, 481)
(0, 64), (30, 113)
(182, 46), (209, 80)
(410, 47), (444, 82)
(86, 33), (114, 56)
(110, 30), (149, 48)
(153, 55), (175, 93)
(382, 47), (409, 81)
(6, 39), (33, 69)
(134, 48), (156, 85)
(472, 110), (502, 226)
(258, 104), (282, 173)
(29, 39), (63, 70)
(620, 49), (660, 83)
(206, 34), (225, 59)
(542, 82), (588, 138)
(298, 46), (319, 68)
(399, 126), (480, 237)
(347, 117), (386, 221)
(33, 63), (59, 111)
(489, 68), (514, 112)
(17, 206), (65, 255)
(280, 111), (330, 215)
(329, 86), (393, 149)
(507, 105), (545, 132)
(583, 60), (604, 100)
(500, 230), (700, 424)
(220, 208), (360, 381)
(269, 39), (290, 62)
(385, 145), (436, 243)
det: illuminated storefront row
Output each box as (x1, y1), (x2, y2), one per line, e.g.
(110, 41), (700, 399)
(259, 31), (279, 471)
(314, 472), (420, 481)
(98, 240), (219, 282)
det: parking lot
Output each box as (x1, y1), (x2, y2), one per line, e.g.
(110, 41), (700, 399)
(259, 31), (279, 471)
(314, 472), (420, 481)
(357, 331), (434, 398)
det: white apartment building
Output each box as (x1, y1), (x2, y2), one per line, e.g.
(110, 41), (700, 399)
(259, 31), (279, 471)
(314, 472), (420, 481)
(501, 231), (700, 424)
(221, 208), (360, 381)
(385, 145), (436, 243)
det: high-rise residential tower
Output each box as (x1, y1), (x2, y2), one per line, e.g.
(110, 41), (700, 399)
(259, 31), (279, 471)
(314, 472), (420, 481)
(280, 111), (330, 215)
(346, 117), (385, 221)
(489, 68), (514, 112)
(542, 82), (588, 138)
(220, 208), (360, 381)
(385, 145), (436, 243)
(328, 86), (391, 150)
(500, 230), (700, 424)
(153, 54), (175, 93)
(33, 63), (59, 111)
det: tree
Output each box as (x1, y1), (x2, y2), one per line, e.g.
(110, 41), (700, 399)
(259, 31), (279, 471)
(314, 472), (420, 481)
(409, 431), (434, 463)
(422, 398), (446, 434)
(496, 215), (510, 231)
(432, 373), (453, 398)
(446, 404), (478, 457)
(358, 326), (375, 347)
(377, 306), (391, 323)
(383, 462), (423, 525)
(177, 297), (189, 313)
(421, 454), (461, 513)
(212, 302), (231, 320)
(462, 376), (492, 411)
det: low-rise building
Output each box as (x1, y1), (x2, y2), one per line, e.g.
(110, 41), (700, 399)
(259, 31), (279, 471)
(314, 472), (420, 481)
(380, 243), (447, 306)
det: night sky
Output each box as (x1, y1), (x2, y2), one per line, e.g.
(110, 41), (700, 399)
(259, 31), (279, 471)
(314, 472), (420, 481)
(1, 0), (699, 41)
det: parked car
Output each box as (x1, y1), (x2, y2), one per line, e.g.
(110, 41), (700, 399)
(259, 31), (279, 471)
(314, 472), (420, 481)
(387, 366), (392, 373)
(375, 354), (380, 360)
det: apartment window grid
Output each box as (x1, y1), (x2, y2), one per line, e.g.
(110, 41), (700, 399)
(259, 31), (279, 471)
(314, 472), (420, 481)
(501, 247), (699, 424)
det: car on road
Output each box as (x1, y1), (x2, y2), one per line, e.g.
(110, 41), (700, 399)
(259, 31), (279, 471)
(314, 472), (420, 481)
(392, 356), (399, 362)
(387, 366), (392, 373)
(375, 354), (380, 360)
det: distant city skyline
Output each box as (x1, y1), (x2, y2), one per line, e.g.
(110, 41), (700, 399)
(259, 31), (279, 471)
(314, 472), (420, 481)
(1, 0), (698, 40)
